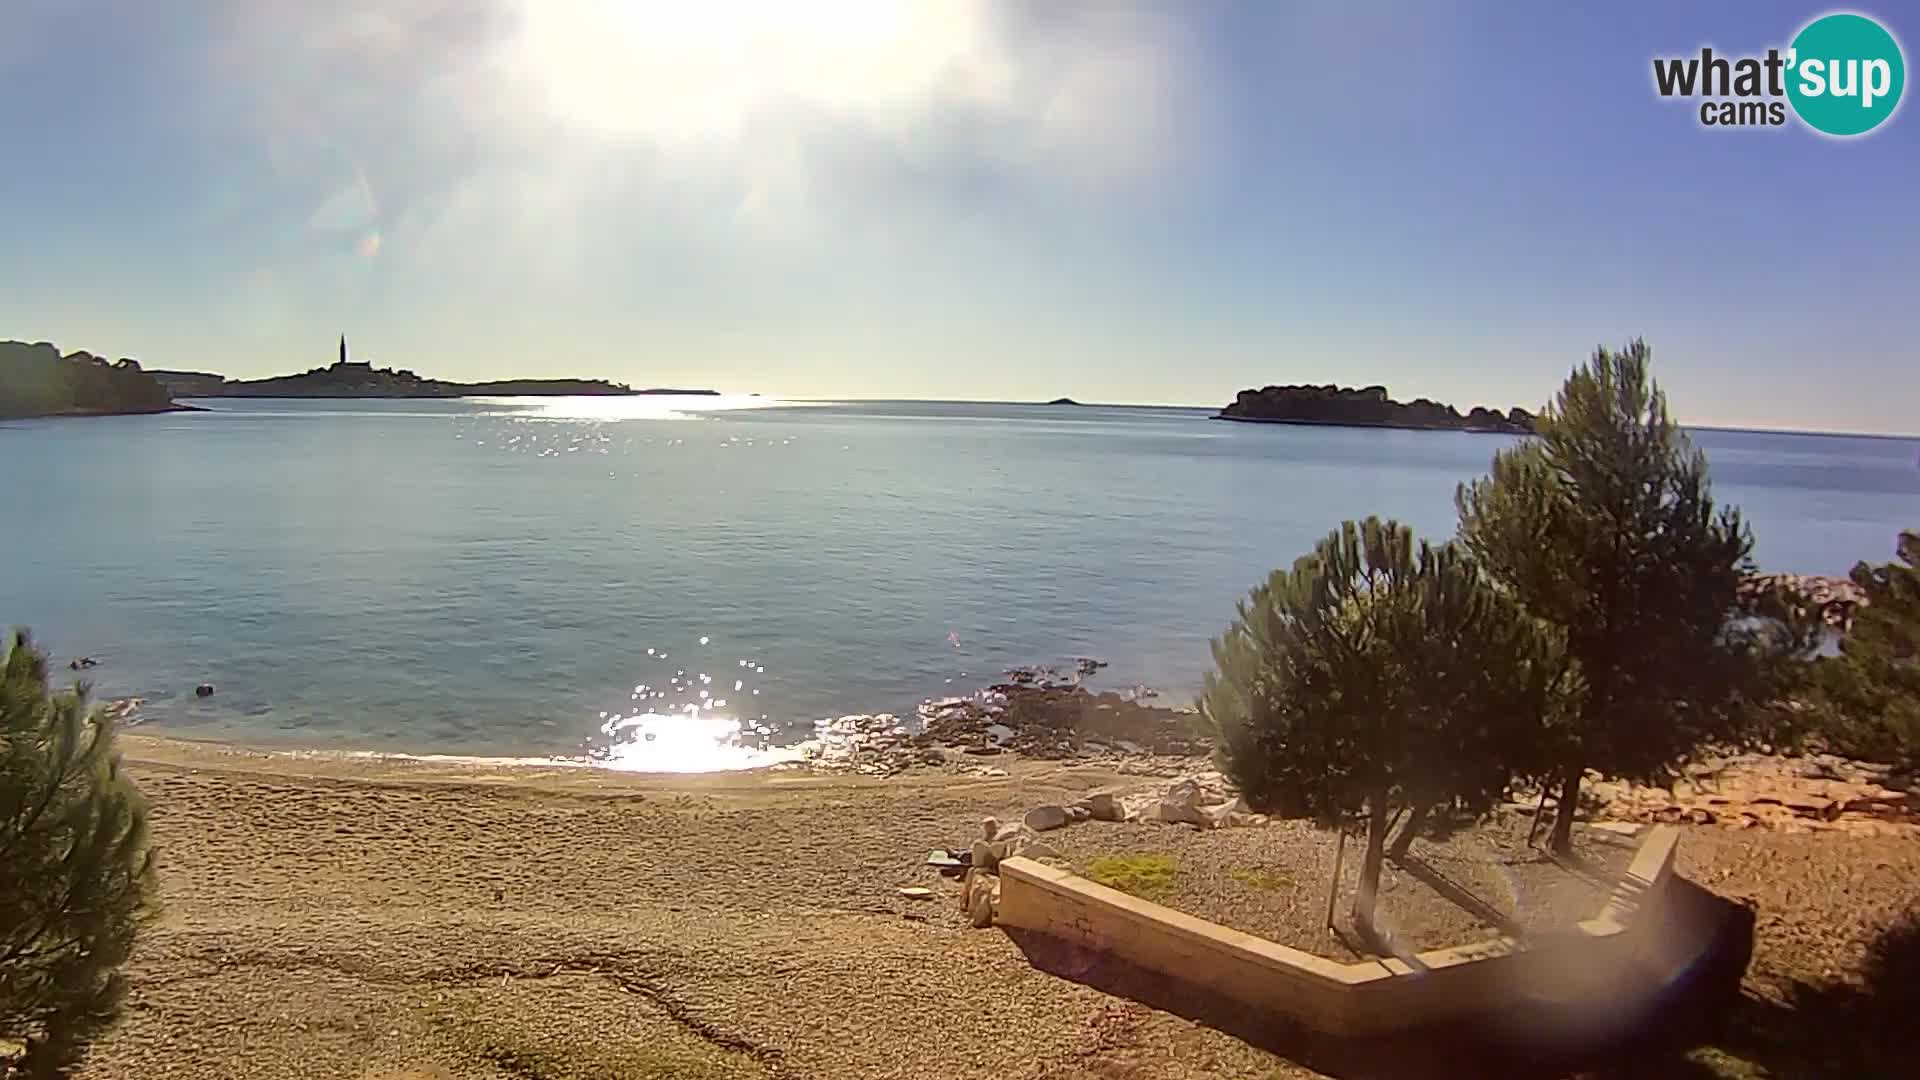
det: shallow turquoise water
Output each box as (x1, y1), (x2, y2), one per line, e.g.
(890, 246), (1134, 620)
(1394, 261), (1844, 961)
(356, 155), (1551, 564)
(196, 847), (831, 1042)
(5, 397), (1916, 765)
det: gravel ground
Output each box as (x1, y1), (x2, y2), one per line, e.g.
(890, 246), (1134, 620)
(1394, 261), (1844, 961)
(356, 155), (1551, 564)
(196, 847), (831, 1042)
(60, 737), (1920, 1080)
(1043, 814), (1635, 960)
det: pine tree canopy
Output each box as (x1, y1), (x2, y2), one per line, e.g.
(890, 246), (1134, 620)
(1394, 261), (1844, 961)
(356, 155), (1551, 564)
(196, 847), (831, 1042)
(1202, 517), (1557, 825)
(2, 630), (157, 1078)
(1456, 340), (1754, 788)
(1813, 531), (1920, 767)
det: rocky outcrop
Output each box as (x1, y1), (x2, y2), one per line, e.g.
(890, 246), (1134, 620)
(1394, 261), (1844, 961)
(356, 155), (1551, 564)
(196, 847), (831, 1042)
(1217, 383), (1536, 434)
(1739, 572), (1868, 630)
(1537, 752), (1915, 836)
(0, 340), (187, 418)
(916, 665), (1208, 761)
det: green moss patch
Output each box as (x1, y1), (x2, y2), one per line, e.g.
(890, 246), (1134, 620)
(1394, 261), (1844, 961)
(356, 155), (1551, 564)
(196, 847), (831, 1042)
(1084, 853), (1177, 899)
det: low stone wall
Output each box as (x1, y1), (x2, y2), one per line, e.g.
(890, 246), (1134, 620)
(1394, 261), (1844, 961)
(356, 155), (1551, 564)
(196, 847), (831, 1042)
(997, 825), (1686, 1037)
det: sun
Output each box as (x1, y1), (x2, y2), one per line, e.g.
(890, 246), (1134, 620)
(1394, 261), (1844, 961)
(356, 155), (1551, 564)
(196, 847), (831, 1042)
(501, 0), (1007, 142)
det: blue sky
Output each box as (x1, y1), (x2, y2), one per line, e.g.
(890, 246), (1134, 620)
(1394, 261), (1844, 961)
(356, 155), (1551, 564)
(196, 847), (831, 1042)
(2, 1), (1915, 432)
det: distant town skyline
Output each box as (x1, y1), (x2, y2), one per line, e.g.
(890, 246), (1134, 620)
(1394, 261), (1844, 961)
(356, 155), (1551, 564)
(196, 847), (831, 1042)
(2, 1), (1916, 434)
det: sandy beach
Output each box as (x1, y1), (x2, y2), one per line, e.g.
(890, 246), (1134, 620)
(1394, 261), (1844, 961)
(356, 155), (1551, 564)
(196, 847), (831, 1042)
(71, 736), (1920, 1079)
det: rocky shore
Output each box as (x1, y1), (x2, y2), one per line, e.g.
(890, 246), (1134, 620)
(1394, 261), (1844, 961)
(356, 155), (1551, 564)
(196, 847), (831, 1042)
(789, 660), (1210, 779)
(1739, 571), (1869, 629)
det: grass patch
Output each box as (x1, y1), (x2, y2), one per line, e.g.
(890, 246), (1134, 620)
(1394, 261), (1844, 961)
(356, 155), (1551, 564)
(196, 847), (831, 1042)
(1678, 1046), (1767, 1079)
(1228, 867), (1294, 892)
(1085, 853), (1176, 899)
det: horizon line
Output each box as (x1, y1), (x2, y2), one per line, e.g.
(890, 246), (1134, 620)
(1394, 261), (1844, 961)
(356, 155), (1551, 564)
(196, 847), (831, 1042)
(766, 396), (1920, 442)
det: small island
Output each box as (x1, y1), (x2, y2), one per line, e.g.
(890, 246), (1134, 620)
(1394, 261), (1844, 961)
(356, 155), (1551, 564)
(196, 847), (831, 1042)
(1043, 397), (1082, 406)
(1217, 383), (1536, 434)
(1, 340), (193, 418)
(150, 337), (718, 400)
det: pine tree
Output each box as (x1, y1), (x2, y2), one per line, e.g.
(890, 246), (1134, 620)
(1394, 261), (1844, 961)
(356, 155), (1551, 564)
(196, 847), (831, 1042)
(1456, 340), (1753, 853)
(1814, 530), (1920, 768)
(1201, 518), (1556, 943)
(1, 630), (157, 1078)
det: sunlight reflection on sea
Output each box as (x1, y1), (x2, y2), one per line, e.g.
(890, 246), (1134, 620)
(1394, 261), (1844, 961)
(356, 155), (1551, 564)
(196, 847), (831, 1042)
(465, 392), (781, 420)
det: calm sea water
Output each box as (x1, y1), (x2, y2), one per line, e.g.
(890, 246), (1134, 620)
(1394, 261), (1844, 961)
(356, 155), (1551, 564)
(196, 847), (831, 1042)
(5, 398), (1917, 768)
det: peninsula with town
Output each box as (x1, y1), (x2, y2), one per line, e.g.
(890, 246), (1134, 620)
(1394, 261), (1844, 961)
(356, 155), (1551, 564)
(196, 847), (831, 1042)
(0, 335), (721, 417)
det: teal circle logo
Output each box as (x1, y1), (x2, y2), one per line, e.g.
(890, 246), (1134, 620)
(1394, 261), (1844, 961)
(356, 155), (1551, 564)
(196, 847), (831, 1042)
(1787, 13), (1905, 136)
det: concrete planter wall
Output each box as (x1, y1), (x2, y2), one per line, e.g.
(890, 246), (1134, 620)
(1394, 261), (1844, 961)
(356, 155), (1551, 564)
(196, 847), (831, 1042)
(996, 825), (1683, 1037)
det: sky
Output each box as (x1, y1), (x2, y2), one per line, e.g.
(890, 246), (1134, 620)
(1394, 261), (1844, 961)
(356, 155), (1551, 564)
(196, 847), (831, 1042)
(1, 1), (1915, 433)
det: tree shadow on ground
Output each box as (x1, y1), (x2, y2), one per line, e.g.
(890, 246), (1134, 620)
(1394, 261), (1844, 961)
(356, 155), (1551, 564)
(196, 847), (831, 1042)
(1003, 877), (1757, 1079)
(1603, 908), (1920, 1079)
(1392, 854), (1525, 938)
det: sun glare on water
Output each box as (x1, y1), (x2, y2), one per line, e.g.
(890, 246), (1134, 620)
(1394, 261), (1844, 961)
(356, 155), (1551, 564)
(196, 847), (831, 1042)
(587, 640), (802, 772)
(595, 710), (802, 772)
(468, 393), (776, 421)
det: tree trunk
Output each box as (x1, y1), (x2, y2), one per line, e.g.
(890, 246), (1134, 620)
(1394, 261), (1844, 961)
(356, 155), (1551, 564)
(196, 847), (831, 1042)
(1550, 764), (1581, 854)
(1388, 800), (1429, 860)
(1352, 795), (1390, 940)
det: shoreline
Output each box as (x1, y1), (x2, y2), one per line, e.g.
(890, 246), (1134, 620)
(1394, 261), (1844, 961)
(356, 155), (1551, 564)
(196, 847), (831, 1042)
(115, 731), (875, 789)
(96, 659), (1203, 776)
(114, 674), (1206, 779)
(1, 401), (206, 419)
(172, 389), (722, 400)
(1210, 414), (1527, 434)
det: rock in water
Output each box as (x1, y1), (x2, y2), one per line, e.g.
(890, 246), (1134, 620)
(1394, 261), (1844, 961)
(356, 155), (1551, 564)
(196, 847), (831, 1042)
(100, 697), (143, 722)
(1024, 805), (1070, 832)
(194, 683), (215, 698)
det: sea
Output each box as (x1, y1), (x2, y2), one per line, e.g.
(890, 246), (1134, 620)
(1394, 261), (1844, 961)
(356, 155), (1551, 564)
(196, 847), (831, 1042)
(5, 397), (1917, 770)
